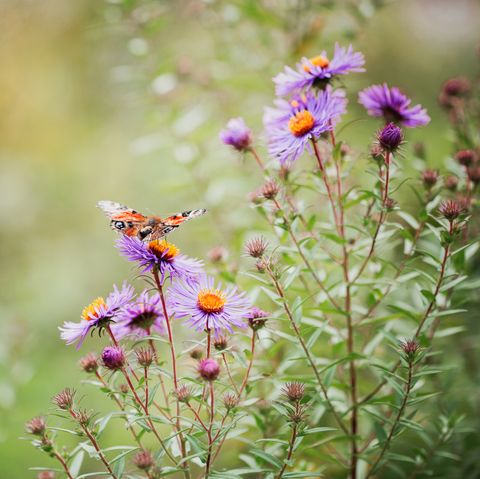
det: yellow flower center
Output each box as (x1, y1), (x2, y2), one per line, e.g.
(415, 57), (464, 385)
(148, 239), (180, 260)
(197, 289), (226, 314)
(81, 297), (106, 321)
(288, 110), (315, 137)
(303, 55), (330, 73)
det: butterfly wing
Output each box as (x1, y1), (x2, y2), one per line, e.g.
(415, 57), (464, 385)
(148, 208), (207, 240)
(97, 200), (147, 237)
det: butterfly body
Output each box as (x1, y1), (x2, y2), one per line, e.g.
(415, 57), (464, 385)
(97, 200), (206, 241)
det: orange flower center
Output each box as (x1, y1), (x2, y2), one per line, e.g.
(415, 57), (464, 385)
(81, 297), (106, 321)
(303, 55), (330, 73)
(197, 289), (226, 314)
(148, 239), (180, 260)
(288, 110), (315, 137)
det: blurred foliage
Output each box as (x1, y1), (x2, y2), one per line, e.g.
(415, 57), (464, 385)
(1, 0), (480, 477)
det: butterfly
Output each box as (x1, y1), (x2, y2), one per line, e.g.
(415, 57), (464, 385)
(97, 200), (207, 242)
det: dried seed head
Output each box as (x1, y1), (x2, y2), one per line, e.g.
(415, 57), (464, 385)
(422, 169), (439, 188)
(135, 347), (154, 368)
(207, 245), (228, 263)
(133, 449), (155, 471)
(444, 175), (459, 191)
(439, 199), (464, 221)
(174, 384), (192, 403)
(283, 382), (305, 402)
(214, 335), (228, 351)
(52, 388), (75, 410)
(25, 416), (47, 436)
(198, 358), (221, 381)
(261, 179), (280, 200)
(467, 166), (480, 184)
(455, 149), (477, 167)
(37, 472), (56, 479)
(245, 236), (268, 258)
(247, 307), (269, 331)
(102, 346), (125, 370)
(189, 347), (204, 360)
(79, 352), (98, 373)
(223, 392), (239, 411)
(377, 123), (403, 152)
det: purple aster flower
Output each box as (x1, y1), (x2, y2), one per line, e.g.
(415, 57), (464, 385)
(219, 117), (253, 152)
(264, 88), (347, 166)
(102, 346), (125, 370)
(198, 358), (221, 381)
(274, 43), (365, 96)
(377, 122), (403, 152)
(168, 275), (251, 336)
(358, 83), (430, 127)
(59, 283), (134, 349)
(112, 290), (165, 339)
(117, 235), (203, 284)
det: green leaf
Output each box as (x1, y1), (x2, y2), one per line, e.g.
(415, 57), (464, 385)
(251, 448), (283, 468)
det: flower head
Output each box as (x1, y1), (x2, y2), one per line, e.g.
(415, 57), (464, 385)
(283, 382), (305, 402)
(377, 122), (403, 152)
(133, 449), (155, 471)
(245, 236), (268, 258)
(219, 117), (253, 152)
(422, 169), (439, 188)
(444, 175), (458, 191)
(261, 179), (280, 200)
(198, 358), (221, 381)
(400, 339), (420, 362)
(79, 352), (99, 373)
(246, 307), (269, 331)
(455, 149), (477, 167)
(359, 83), (430, 127)
(264, 88), (347, 166)
(25, 416), (47, 436)
(135, 347), (154, 367)
(169, 275), (250, 336)
(439, 77), (471, 109)
(52, 388), (75, 410)
(439, 199), (464, 221)
(223, 392), (239, 411)
(59, 283), (134, 349)
(174, 384), (193, 403)
(112, 290), (165, 339)
(117, 235), (203, 284)
(102, 346), (125, 370)
(273, 43), (365, 96)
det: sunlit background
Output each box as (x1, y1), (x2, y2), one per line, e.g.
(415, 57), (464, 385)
(1, 0), (479, 476)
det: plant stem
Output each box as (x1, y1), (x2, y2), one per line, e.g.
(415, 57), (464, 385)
(237, 330), (256, 397)
(52, 449), (75, 479)
(205, 381), (216, 477)
(276, 422), (298, 479)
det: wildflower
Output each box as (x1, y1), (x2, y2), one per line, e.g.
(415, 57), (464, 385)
(174, 384), (192, 403)
(359, 83), (430, 127)
(439, 199), (463, 221)
(59, 283), (134, 349)
(207, 245), (228, 263)
(52, 388), (75, 410)
(247, 307), (269, 331)
(133, 449), (155, 471)
(79, 353), (98, 373)
(264, 88), (347, 166)
(245, 236), (268, 258)
(283, 382), (305, 402)
(214, 335), (228, 351)
(135, 347), (154, 367)
(377, 122), (403, 152)
(112, 290), (165, 339)
(273, 43), (365, 96)
(101, 346), (125, 371)
(467, 166), (480, 185)
(219, 118), (253, 152)
(400, 339), (420, 362)
(168, 275), (251, 336)
(422, 169), (439, 188)
(25, 416), (47, 436)
(455, 149), (477, 167)
(223, 392), (239, 411)
(261, 180), (280, 200)
(439, 77), (471, 108)
(198, 358), (221, 381)
(117, 235), (203, 284)
(444, 175), (458, 191)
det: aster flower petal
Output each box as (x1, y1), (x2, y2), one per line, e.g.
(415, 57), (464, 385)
(274, 43), (365, 96)
(117, 235), (204, 284)
(219, 118), (253, 151)
(358, 83), (430, 128)
(168, 275), (251, 337)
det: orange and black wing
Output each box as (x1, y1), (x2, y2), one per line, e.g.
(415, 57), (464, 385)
(148, 208), (207, 240)
(97, 200), (147, 238)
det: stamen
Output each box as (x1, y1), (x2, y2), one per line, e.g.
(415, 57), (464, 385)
(288, 110), (315, 137)
(82, 297), (106, 321)
(148, 240), (180, 260)
(303, 55), (330, 73)
(197, 289), (226, 314)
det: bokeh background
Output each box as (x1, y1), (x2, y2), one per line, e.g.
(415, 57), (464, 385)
(1, 0), (479, 477)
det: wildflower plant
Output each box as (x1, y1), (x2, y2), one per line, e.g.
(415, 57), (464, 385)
(26, 42), (480, 479)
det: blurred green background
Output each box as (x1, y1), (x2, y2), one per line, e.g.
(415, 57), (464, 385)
(1, 0), (479, 477)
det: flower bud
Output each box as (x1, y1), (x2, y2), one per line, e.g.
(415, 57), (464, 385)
(261, 180), (280, 200)
(133, 449), (155, 471)
(75, 409), (92, 427)
(384, 198), (397, 211)
(102, 346), (125, 371)
(467, 166), (480, 185)
(283, 382), (305, 402)
(370, 144), (384, 162)
(25, 416), (47, 436)
(189, 347), (204, 360)
(174, 384), (192, 403)
(455, 149), (477, 167)
(135, 347), (154, 368)
(422, 169), (439, 188)
(119, 384), (129, 394)
(444, 175), (458, 191)
(79, 353), (98, 373)
(52, 388), (75, 410)
(377, 123), (403, 152)
(223, 392), (239, 411)
(400, 339), (420, 362)
(38, 472), (55, 479)
(439, 199), (464, 221)
(245, 236), (268, 258)
(207, 246), (228, 263)
(198, 358), (220, 381)
(219, 118), (253, 152)
(439, 77), (471, 108)
(247, 307), (269, 331)
(214, 335), (228, 351)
